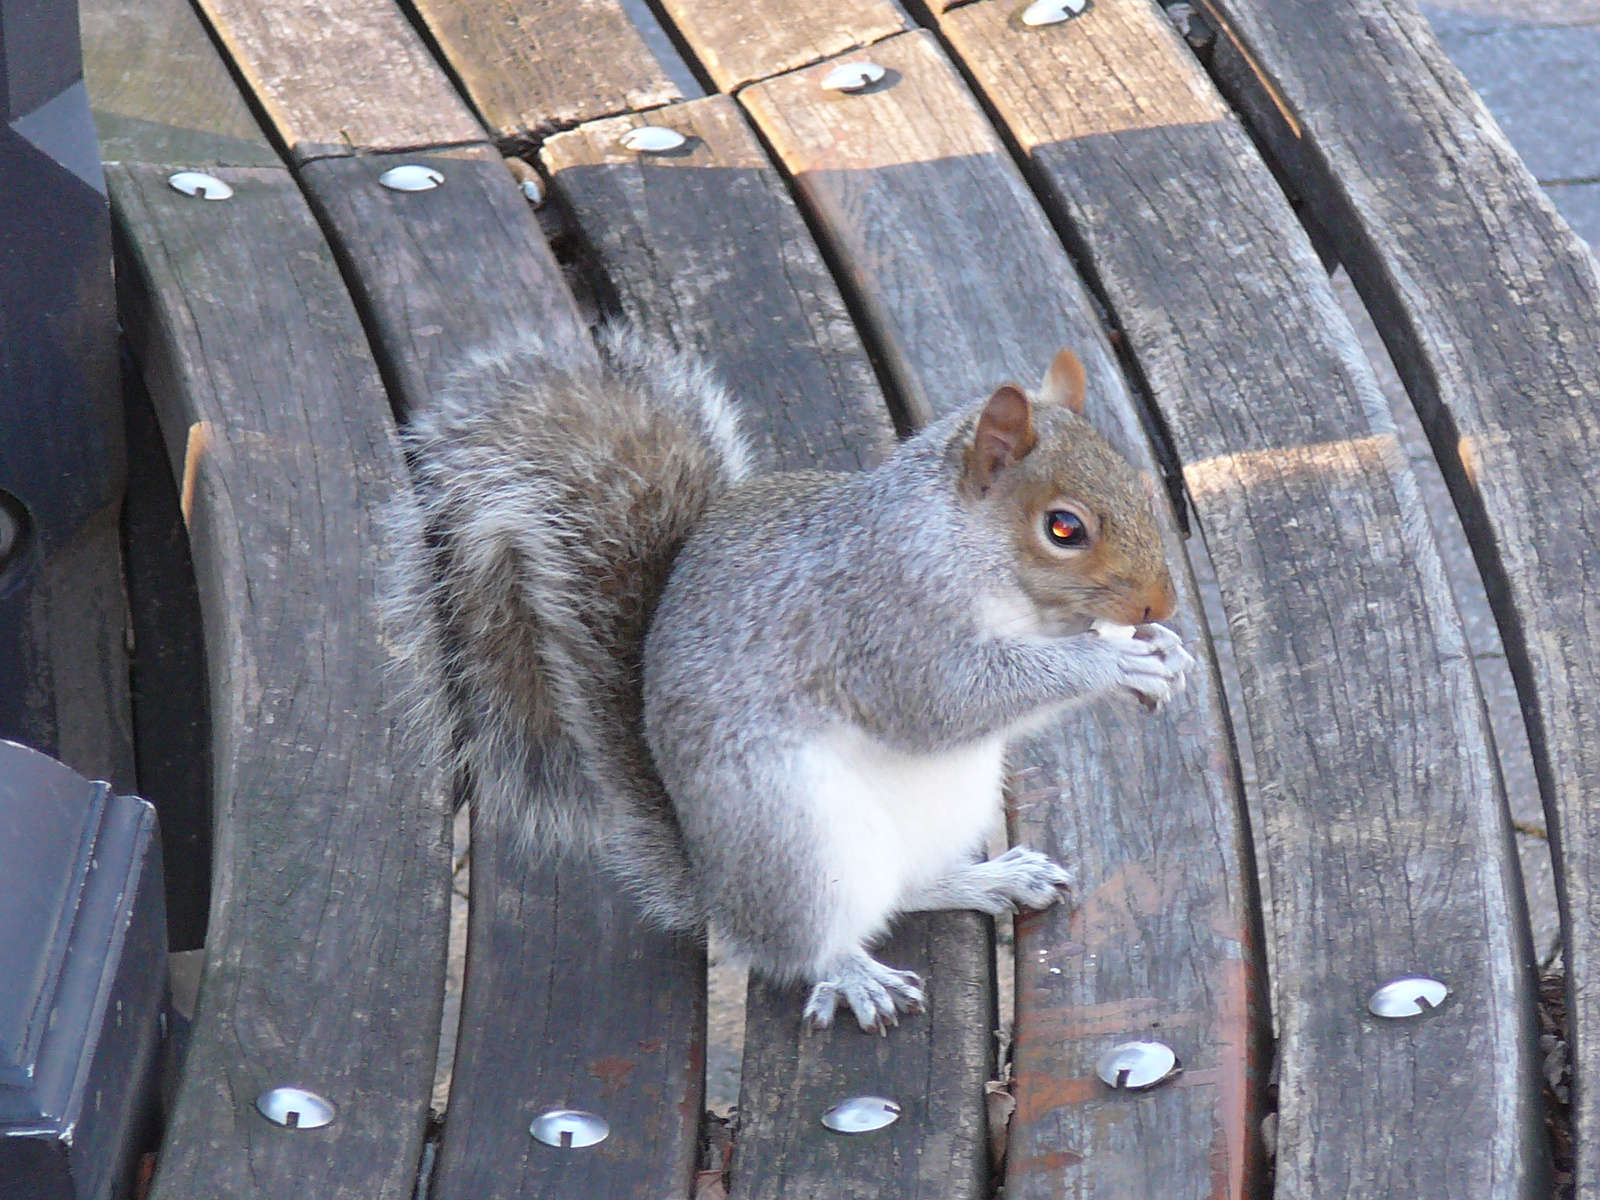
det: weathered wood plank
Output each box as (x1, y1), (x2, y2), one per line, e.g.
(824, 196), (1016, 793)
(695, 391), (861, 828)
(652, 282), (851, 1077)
(739, 29), (1260, 1199)
(298, 127), (706, 1200)
(297, 144), (589, 421)
(735, 915), (992, 1200)
(541, 96), (896, 474)
(935, 1), (1546, 1195)
(79, 0), (278, 167)
(407, 0), (697, 145)
(81, 0), (259, 954)
(1193, 0), (1600, 1191)
(430, 816), (707, 1200)
(190, 0), (482, 160)
(109, 163), (451, 1200)
(656, 0), (906, 91)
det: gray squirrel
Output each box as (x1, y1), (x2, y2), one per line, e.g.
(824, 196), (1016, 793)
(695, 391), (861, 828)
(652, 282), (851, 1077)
(386, 328), (1193, 1032)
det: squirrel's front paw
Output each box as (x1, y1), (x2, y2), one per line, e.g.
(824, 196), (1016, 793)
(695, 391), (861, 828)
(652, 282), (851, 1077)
(803, 952), (925, 1035)
(1105, 622), (1194, 709)
(982, 847), (1074, 912)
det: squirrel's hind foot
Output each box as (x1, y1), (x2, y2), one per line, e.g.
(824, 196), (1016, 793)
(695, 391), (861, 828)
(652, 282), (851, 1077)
(802, 952), (925, 1035)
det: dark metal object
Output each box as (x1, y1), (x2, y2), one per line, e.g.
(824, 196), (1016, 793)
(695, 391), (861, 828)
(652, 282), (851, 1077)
(0, 741), (168, 1199)
(0, 0), (130, 783)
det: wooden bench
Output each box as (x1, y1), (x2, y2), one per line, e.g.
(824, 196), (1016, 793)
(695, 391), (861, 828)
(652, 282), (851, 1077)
(67, 0), (1600, 1195)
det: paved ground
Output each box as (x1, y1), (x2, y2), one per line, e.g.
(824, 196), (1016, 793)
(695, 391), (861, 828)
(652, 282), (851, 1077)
(1422, 0), (1600, 249)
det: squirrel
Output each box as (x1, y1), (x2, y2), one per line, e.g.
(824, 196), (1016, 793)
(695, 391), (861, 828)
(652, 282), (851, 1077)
(385, 327), (1193, 1032)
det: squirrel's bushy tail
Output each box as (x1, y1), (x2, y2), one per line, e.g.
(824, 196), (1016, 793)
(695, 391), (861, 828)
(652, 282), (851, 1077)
(384, 327), (753, 930)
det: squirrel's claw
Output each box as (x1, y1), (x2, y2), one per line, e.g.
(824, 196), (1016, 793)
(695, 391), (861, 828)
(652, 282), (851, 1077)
(802, 955), (925, 1034)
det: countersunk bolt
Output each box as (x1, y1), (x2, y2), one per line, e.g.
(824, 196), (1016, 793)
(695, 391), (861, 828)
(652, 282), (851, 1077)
(255, 1087), (336, 1129)
(1021, 0), (1091, 26)
(529, 1109), (609, 1148)
(821, 62), (886, 93)
(1096, 1041), (1182, 1091)
(1367, 976), (1449, 1019)
(821, 1095), (901, 1133)
(379, 164), (445, 192)
(168, 171), (234, 200)
(619, 126), (687, 153)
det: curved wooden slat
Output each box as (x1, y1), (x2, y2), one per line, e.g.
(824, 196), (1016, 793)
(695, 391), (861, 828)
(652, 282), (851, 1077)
(297, 144), (708, 1200)
(540, 96), (896, 473)
(1194, 0), (1600, 1190)
(654, 0), (906, 91)
(938, 2), (1544, 1194)
(432, 821), (707, 1200)
(405, 0), (698, 144)
(82, 0), (281, 953)
(190, 0), (483, 160)
(297, 144), (588, 422)
(110, 162), (450, 1200)
(189, 0), (720, 1188)
(81, 0), (279, 168)
(734, 28), (1261, 1199)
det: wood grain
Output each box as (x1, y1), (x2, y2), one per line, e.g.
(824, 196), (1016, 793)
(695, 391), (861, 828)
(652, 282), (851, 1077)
(735, 915), (992, 1200)
(190, 0), (483, 160)
(297, 144), (589, 421)
(1197, 0), (1600, 1190)
(541, 95), (896, 474)
(80, 0), (278, 167)
(741, 29), (1262, 1199)
(430, 815), (707, 1200)
(656, 0), (906, 90)
(299, 134), (706, 1199)
(109, 163), (451, 1200)
(937, 1), (1547, 1195)
(407, 0), (693, 144)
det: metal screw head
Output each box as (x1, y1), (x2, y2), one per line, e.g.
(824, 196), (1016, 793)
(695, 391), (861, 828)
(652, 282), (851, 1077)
(379, 164), (445, 192)
(1368, 976), (1449, 1018)
(820, 1095), (901, 1134)
(620, 125), (687, 153)
(529, 1109), (610, 1148)
(168, 171), (234, 200)
(1021, 0), (1090, 25)
(255, 1087), (336, 1129)
(821, 62), (886, 93)
(1096, 1041), (1181, 1091)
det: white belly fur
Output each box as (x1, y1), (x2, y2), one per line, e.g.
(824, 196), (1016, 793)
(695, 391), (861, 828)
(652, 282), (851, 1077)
(796, 726), (1005, 971)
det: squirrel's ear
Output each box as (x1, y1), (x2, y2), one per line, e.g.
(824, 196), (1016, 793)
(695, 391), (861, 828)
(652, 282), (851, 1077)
(966, 384), (1036, 493)
(1039, 348), (1087, 414)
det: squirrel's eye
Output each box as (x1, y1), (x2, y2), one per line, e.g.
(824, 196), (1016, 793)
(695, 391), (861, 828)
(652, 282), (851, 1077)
(1045, 509), (1089, 548)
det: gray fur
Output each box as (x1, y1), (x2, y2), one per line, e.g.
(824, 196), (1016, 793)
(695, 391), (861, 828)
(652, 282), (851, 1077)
(386, 330), (1191, 1030)
(383, 328), (751, 929)
(644, 404), (1187, 989)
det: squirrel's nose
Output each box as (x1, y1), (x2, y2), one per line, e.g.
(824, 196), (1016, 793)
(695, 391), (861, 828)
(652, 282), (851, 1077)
(1120, 579), (1176, 625)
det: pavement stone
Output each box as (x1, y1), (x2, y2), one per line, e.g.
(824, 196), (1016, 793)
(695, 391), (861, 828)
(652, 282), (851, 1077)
(1421, 3), (1600, 248)
(1544, 180), (1600, 247)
